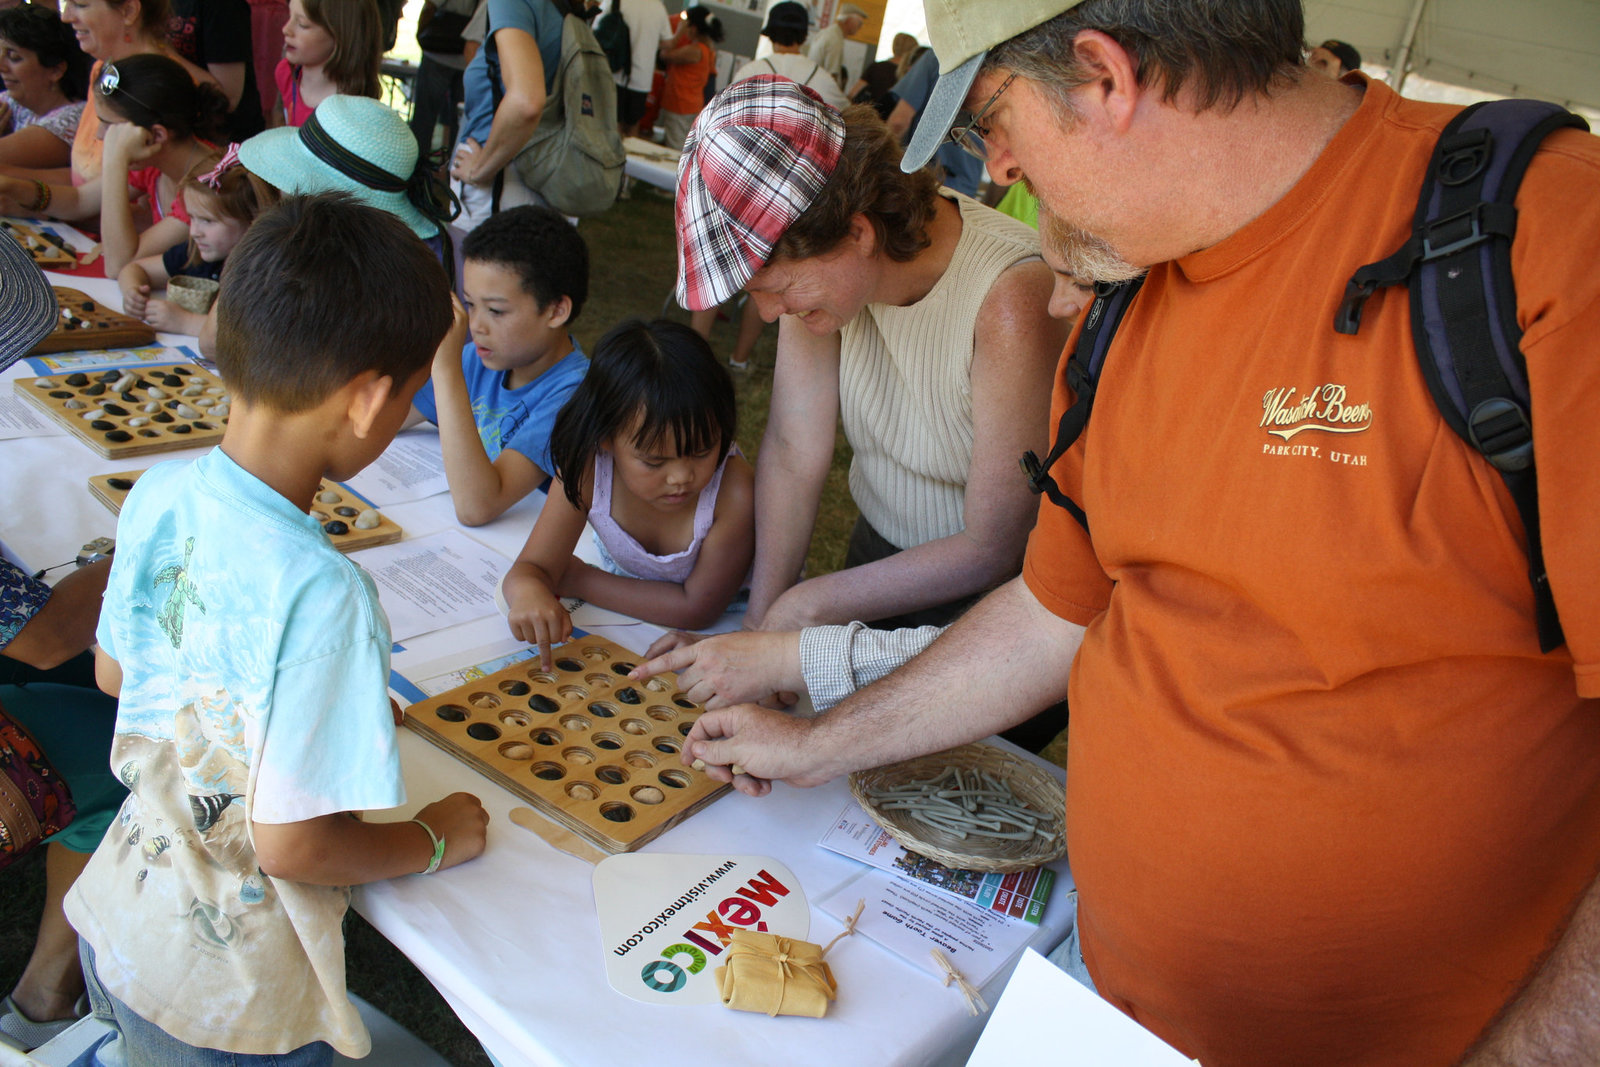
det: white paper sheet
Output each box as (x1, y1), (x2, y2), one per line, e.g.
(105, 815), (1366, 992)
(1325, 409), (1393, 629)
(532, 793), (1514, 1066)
(0, 393), (65, 439)
(353, 530), (510, 642)
(967, 949), (1196, 1066)
(820, 868), (1043, 989)
(342, 428), (450, 505)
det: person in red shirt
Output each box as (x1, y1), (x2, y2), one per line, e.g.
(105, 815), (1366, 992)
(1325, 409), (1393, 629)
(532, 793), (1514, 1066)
(656, 5), (720, 152)
(679, 2), (1600, 1065)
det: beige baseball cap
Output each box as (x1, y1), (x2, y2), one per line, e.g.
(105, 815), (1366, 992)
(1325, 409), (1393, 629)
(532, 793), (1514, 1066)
(902, 0), (1080, 172)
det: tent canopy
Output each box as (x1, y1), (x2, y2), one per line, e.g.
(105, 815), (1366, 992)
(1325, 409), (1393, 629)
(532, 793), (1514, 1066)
(1305, 0), (1600, 111)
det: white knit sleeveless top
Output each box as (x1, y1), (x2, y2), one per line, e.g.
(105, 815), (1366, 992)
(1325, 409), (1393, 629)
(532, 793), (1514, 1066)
(838, 195), (1041, 549)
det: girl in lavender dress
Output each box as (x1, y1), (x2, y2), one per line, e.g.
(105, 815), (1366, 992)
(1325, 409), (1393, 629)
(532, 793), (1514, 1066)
(502, 319), (754, 665)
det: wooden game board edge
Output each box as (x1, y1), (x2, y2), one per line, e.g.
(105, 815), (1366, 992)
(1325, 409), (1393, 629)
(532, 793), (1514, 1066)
(85, 469), (406, 554)
(401, 712), (730, 854)
(17, 377), (117, 458)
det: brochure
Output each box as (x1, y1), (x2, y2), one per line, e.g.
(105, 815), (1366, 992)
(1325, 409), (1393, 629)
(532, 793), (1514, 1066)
(819, 801), (1053, 924)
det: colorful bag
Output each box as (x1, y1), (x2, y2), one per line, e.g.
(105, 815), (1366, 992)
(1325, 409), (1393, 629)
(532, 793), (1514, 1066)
(0, 707), (75, 871)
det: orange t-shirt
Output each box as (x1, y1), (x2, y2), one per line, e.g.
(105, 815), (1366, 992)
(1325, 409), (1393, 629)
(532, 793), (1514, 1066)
(1023, 77), (1600, 1066)
(660, 38), (713, 116)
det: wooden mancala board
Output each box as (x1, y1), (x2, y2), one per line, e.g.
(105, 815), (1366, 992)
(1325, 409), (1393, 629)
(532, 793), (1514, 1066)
(32, 287), (156, 355)
(16, 364), (226, 459)
(1, 219), (78, 270)
(403, 636), (729, 853)
(88, 469), (403, 553)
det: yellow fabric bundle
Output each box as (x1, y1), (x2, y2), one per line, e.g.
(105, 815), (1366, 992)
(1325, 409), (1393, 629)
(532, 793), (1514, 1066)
(715, 930), (838, 1017)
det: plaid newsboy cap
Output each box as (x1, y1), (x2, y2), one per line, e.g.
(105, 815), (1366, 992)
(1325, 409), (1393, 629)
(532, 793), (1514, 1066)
(674, 75), (845, 311)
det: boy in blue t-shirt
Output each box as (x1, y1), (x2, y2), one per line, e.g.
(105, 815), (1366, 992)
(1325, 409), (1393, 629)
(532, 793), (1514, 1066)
(412, 205), (591, 526)
(65, 194), (489, 1066)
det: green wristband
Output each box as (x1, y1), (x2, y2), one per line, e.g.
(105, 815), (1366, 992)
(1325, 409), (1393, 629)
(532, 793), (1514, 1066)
(411, 817), (447, 875)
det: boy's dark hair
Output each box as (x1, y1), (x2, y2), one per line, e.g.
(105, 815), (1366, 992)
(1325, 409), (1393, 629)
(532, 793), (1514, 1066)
(549, 319), (735, 509)
(215, 193), (452, 413)
(462, 205), (590, 323)
(0, 5), (92, 101)
(95, 53), (229, 143)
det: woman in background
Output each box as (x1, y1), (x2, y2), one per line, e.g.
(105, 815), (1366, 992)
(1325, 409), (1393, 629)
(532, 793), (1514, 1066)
(0, 5), (91, 171)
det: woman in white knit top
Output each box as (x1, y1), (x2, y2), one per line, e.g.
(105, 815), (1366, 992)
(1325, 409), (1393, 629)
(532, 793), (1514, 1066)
(675, 79), (1067, 632)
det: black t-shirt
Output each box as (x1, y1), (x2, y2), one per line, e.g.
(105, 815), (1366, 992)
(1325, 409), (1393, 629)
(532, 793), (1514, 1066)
(162, 242), (226, 282)
(168, 0), (265, 142)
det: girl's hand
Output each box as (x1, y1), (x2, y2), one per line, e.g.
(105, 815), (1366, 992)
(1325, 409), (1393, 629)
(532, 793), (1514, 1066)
(0, 98), (12, 131)
(102, 122), (161, 167)
(141, 297), (181, 331)
(449, 138), (486, 186)
(507, 585), (571, 670)
(121, 281), (152, 318)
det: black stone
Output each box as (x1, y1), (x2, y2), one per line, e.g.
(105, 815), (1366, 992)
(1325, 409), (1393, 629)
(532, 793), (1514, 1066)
(95, 369), (119, 382)
(555, 658), (585, 672)
(101, 403), (129, 416)
(528, 695), (559, 715)
(615, 687), (641, 704)
(601, 805), (633, 823)
(465, 722), (501, 741)
(48, 390), (72, 399)
(119, 391), (137, 403)
(107, 478), (134, 490)
(165, 400), (182, 409)
(323, 520), (349, 535)
(170, 423), (191, 434)
(82, 382), (105, 396)
(611, 662), (636, 675)
(334, 506), (358, 517)
(674, 697), (696, 709)
(82, 302), (97, 314)
(152, 413), (174, 424)
(596, 767), (626, 784)
(161, 374), (183, 387)
(104, 430), (132, 443)
(89, 419), (114, 430)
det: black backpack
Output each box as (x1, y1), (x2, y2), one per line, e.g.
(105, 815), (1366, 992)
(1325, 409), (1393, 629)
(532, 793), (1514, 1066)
(1020, 99), (1590, 653)
(594, 0), (631, 76)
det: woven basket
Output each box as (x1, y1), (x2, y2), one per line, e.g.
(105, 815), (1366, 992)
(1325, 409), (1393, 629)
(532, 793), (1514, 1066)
(849, 742), (1066, 873)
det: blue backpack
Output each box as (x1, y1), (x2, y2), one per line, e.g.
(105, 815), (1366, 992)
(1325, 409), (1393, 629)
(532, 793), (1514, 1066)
(1020, 99), (1590, 652)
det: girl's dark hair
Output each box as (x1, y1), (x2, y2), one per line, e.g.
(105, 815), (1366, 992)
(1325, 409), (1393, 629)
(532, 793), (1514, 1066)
(0, 5), (92, 101)
(95, 53), (229, 142)
(300, 0), (383, 99)
(683, 7), (724, 43)
(549, 319), (736, 509)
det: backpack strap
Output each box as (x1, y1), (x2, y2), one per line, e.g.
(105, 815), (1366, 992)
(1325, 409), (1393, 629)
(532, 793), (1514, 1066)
(1019, 276), (1145, 532)
(1334, 99), (1588, 653)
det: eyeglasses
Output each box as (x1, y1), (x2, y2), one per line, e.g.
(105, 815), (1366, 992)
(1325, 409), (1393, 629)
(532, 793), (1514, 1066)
(95, 62), (157, 117)
(946, 73), (1016, 161)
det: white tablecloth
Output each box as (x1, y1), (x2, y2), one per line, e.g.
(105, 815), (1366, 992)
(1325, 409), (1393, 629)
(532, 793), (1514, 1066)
(2, 269), (1077, 1067)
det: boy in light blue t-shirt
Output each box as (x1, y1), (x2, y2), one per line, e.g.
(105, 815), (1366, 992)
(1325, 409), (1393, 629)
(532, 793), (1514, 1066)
(412, 205), (591, 526)
(65, 194), (490, 1066)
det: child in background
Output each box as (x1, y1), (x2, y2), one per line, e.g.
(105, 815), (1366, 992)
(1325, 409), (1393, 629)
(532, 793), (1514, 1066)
(656, 7), (722, 152)
(0, 55), (229, 277)
(503, 319), (754, 663)
(271, 0), (383, 126)
(65, 193), (489, 1064)
(412, 205), (591, 526)
(118, 145), (262, 332)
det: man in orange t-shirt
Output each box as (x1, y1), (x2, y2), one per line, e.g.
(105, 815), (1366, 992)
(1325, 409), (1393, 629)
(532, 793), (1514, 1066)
(681, 2), (1600, 1065)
